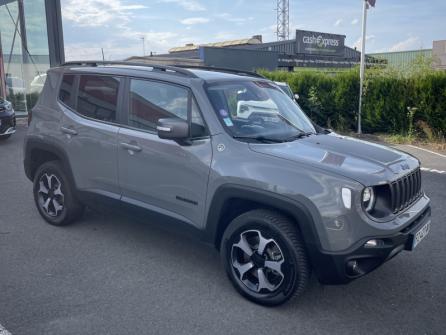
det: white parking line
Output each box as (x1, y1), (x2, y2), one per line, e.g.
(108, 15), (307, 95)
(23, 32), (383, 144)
(407, 145), (446, 159)
(0, 324), (11, 335)
(421, 167), (446, 174)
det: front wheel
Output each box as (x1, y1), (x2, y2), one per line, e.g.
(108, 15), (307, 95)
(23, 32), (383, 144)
(221, 209), (310, 306)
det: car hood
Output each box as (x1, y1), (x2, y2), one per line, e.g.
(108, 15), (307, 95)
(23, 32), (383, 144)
(249, 133), (419, 185)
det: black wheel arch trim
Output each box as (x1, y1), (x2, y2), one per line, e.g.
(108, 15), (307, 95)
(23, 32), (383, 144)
(205, 184), (324, 256)
(24, 136), (77, 190)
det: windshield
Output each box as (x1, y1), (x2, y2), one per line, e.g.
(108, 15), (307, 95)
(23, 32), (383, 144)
(205, 80), (315, 141)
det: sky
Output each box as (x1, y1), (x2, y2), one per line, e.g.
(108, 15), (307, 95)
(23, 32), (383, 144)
(60, 0), (446, 61)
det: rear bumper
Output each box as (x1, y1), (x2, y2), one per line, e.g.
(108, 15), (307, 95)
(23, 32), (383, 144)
(312, 205), (431, 285)
(0, 111), (16, 136)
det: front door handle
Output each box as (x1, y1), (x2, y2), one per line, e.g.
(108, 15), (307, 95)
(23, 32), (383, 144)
(61, 126), (78, 136)
(120, 142), (142, 153)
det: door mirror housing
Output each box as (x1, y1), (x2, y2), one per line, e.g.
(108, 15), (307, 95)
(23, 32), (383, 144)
(157, 118), (189, 140)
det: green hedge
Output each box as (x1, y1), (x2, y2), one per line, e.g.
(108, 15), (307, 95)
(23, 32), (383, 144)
(262, 68), (446, 138)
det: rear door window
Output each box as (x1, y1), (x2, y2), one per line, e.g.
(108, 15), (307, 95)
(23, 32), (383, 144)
(77, 75), (120, 122)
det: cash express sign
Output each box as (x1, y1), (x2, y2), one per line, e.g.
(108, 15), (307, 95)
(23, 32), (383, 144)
(296, 30), (345, 56)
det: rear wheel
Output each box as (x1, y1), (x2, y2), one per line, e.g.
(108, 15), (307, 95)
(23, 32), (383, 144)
(33, 161), (84, 226)
(221, 209), (310, 306)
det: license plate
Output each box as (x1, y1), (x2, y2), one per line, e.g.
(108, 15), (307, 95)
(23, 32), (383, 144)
(412, 221), (431, 249)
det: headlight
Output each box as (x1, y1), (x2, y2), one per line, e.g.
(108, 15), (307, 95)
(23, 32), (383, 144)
(362, 187), (376, 212)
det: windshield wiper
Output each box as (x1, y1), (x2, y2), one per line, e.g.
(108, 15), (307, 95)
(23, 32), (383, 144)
(284, 132), (313, 142)
(275, 113), (306, 134)
(274, 113), (316, 139)
(233, 135), (285, 143)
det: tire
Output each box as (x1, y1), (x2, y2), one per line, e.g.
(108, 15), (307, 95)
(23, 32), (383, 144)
(33, 161), (84, 226)
(221, 209), (310, 306)
(0, 135), (11, 141)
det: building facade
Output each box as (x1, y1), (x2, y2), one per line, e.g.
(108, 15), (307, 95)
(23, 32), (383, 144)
(367, 49), (433, 69)
(130, 30), (362, 72)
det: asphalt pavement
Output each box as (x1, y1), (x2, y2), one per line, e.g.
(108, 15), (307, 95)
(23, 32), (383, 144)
(1, 126), (445, 335)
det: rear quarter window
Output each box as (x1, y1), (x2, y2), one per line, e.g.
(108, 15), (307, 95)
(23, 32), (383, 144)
(58, 74), (76, 108)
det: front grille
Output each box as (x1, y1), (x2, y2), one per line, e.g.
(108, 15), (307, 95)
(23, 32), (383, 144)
(389, 168), (422, 213)
(0, 116), (15, 133)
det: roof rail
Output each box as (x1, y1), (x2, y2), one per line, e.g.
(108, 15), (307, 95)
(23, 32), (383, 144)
(60, 61), (198, 78)
(175, 65), (266, 79)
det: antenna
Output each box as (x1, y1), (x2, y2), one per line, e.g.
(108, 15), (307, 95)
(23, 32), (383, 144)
(276, 0), (290, 41)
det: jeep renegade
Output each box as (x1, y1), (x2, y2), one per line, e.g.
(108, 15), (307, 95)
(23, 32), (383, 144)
(24, 62), (432, 306)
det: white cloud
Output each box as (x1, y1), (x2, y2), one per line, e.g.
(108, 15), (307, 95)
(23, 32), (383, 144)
(214, 32), (237, 40)
(334, 19), (343, 27)
(65, 29), (180, 61)
(180, 17), (210, 25)
(66, 36), (176, 60)
(62, 0), (146, 27)
(351, 18), (359, 25)
(389, 36), (421, 52)
(216, 13), (254, 24)
(353, 34), (376, 50)
(159, 0), (205, 11)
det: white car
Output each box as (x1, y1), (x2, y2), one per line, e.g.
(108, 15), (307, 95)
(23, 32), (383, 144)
(275, 81), (299, 101)
(30, 73), (47, 94)
(236, 98), (280, 122)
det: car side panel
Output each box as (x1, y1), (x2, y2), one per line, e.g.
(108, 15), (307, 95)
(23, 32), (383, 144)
(60, 108), (120, 195)
(117, 127), (213, 228)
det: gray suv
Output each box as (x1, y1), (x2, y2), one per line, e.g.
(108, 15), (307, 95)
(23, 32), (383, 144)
(24, 62), (432, 306)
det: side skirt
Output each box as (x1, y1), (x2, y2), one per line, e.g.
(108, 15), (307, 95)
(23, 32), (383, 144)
(77, 190), (211, 245)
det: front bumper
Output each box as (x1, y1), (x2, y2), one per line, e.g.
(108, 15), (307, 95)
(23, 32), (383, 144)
(313, 205), (431, 285)
(0, 111), (16, 136)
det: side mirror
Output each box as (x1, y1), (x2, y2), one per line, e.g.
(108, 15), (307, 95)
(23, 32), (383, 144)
(157, 118), (189, 140)
(294, 93), (300, 101)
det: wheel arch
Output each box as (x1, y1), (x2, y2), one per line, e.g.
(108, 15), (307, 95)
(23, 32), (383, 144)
(24, 137), (76, 189)
(205, 184), (323, 254)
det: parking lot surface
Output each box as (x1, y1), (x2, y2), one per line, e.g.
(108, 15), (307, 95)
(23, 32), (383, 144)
(1, 126), (445, 335)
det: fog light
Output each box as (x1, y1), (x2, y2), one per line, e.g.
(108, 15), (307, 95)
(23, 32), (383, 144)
(346, 260), (361, 276)
(364, 239), (383, 248)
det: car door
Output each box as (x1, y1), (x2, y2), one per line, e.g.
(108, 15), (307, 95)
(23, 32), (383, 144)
(59, 73), (122, 197)
(117, 78), (212, 228)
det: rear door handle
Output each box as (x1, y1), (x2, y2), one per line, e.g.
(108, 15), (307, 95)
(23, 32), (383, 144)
(120, 142), (142, 153)
(60, 126), (78, 136)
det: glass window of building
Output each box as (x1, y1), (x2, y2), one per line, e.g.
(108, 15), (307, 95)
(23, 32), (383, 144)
(0, 0), (51, 115)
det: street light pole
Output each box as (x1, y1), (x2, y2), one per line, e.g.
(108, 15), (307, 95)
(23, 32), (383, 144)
(140, 37), (146, 57)
(358, 0), (368, 134)
(358, 0), (376, 134)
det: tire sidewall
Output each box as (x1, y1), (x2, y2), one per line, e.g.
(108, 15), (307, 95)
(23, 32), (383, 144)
(221, 212), (303, 306)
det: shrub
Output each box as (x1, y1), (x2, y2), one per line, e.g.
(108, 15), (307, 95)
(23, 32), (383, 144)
(261, 67), (446, 138)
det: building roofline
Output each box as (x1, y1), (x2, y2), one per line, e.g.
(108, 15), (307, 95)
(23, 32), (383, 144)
(368, 49), (432, 55)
